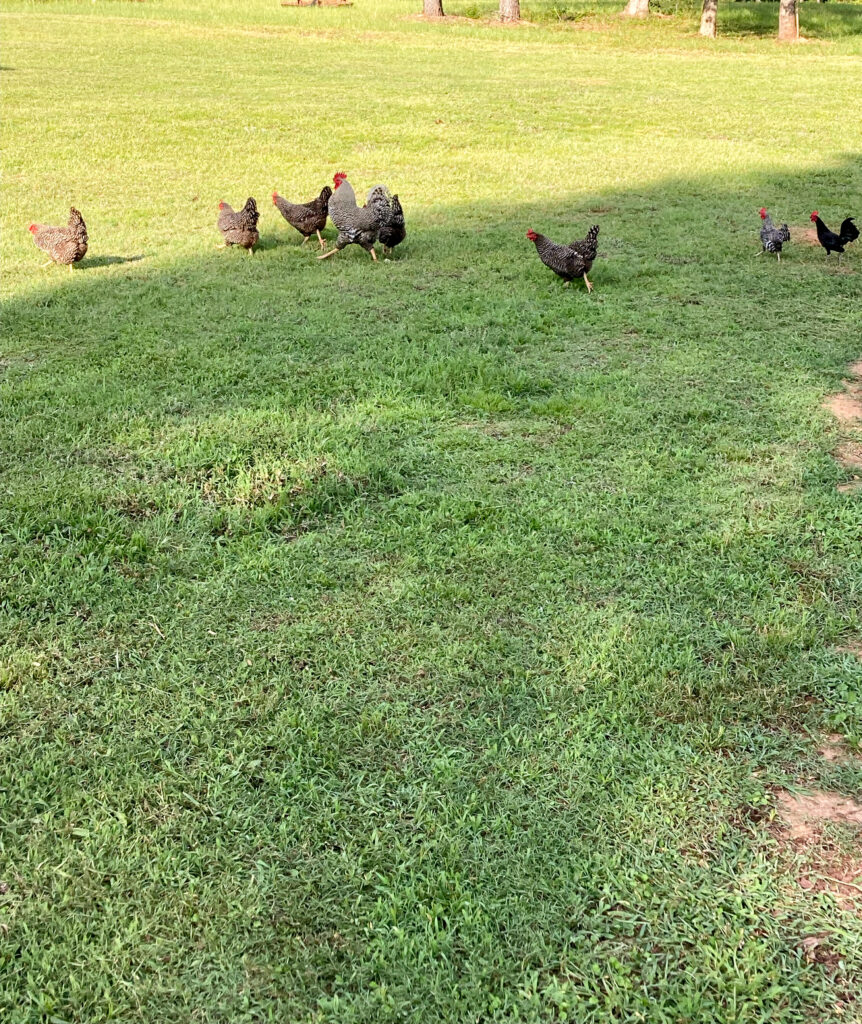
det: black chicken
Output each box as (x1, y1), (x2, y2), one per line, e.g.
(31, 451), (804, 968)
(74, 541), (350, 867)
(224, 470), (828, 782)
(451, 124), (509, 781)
(527, 225), (599, 292)
(810, 211), (858, 260)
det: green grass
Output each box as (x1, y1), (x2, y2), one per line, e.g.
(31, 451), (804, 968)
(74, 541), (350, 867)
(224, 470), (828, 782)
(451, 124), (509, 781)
(2, 0), (862, 1020)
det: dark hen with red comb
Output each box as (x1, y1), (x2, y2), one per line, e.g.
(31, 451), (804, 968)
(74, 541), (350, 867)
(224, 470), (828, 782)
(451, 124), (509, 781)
(217, 197), (259, 252)
(527, 224), (599, 292)
(272, 186), (331, 250)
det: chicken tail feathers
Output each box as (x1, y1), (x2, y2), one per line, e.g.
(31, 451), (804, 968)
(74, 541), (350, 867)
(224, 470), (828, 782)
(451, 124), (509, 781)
(839, 217), (859, 245)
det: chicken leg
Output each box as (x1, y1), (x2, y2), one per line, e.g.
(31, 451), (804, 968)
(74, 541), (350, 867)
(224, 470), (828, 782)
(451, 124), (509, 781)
(318, 247), (339, 260)
(40, 260), (54, 268)
(369, 248), (378, 262)
(316, 231), (327, 251)
(583, 274), (593, 293)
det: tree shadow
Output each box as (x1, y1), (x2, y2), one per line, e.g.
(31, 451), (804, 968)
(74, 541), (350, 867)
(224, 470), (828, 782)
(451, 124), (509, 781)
(718, 0), (862, 39)
(2, 155), (862, 1024)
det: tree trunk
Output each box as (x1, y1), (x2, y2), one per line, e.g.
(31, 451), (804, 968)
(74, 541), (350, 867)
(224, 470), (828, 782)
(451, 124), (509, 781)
(500, 0), (520, 21)
(699, 0), (717, 36)
(622, 0), (649, 16)
(777, 0), (798, 39)
(423, 0), (444, 15)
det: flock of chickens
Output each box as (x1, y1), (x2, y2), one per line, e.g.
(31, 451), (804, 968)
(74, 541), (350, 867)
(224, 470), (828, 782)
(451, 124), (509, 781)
(27, 178), (859, 293)
(217, 173), (406, 260)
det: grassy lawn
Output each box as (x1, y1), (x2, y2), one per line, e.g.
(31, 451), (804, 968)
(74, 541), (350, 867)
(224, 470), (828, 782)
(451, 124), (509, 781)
(2, 0), (862, 1020)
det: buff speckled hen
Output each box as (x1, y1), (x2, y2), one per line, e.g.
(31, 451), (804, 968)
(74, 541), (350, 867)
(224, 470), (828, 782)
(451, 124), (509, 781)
(217, 197), (259, 253)
(29, 208), (88, 271)
(366, 185), (405, 257)
(757, 208), (790, 262)
(318, 173), (379, 261)
(272, 186), (332, 250)
(527, 224), (599, 292)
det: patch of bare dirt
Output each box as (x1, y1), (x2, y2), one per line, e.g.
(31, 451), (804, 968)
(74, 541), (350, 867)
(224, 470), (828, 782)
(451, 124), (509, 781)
(837, 479), (862, 493)
(824, 391), (862, 424)
(819, 735), (858, 763)
(797, 854), (862, 913)
(837, 639), (862, 660)
(836, 442), (862, 470)
(792, 225), (821, 246)
(774, 789), (862, 914)
(776, 789), (862, 840)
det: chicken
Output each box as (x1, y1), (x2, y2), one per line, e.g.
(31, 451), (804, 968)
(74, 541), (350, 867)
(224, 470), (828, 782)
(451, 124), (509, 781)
(526, 224), (599, 292)
(217, 197), (259, 253)
(28, 208), (88, 271)
(757, 207), (790, 261)
(318, 173), (379, 261)
(810, 211), (858, 260)
(366, 185), (405, 256)
(272, 186), (332, 250)
(840, 217), (859, 246)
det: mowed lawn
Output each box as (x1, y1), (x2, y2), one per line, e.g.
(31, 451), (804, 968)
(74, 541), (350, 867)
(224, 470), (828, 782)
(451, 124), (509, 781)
(2, 0), (862, 1020)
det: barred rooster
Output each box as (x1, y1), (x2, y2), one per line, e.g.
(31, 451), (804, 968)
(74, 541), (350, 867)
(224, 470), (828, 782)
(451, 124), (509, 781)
(28, 208), (88, 270)
(527, 224), (599, 292)
(366, 185), (405, 256)
(810, 211), (858, 260)
(272, 186), (331, 250)
(757, 208), (790, 261)
(217, 197), (259, 253)
(318, 173), (379, 261)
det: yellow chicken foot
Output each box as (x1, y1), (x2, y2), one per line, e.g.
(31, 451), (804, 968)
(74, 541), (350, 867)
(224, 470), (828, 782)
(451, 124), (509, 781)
(316, 231), (327, 251)
(563, 280), (571, 288)
(300, 235), (309, 246)
(318, 248), (339, 260)
(40, 260), (54, 268)
(369, 248), (378, 262)
(68, 264), (74, 273)
(583, 274), (593, 293)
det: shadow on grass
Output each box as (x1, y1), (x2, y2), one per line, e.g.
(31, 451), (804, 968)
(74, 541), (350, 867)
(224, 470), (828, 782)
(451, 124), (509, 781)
(720, 0), (862, 38)
(81, 254), (147, 269)
(474, 0), (862, 38)
(3, 154), (860, 521)
(2, 156), (862, 1024)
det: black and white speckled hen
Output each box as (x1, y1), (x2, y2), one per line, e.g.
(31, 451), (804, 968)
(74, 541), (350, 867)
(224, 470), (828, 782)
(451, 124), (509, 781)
(272, 186), (332, 250)
(758, 208), (790, 261)
(527, 224), (599, 292)
(366, 185), (405, 256)
(318, 173), (379, 261)
(217, 197), (259, 253)
(28, 208), (88, 270)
